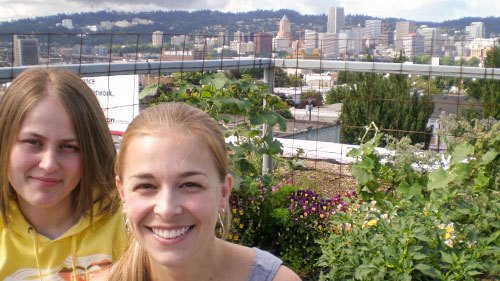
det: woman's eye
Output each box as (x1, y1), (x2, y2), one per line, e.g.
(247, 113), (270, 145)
(180, 182), (201, 189)
(135, 183), (155, 190)
(23, 139), (42, 146)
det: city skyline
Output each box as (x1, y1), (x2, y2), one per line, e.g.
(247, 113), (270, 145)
(0, 0), (499, 23)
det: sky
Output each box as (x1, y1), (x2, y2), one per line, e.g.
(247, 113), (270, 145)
(0, 0), (498, 23)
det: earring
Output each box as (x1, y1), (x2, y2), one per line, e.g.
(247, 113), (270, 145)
(218, 208), (225, 238)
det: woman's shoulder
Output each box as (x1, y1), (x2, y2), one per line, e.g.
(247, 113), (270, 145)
(222, 243), (301, 281)
(272, 266), (302, 281)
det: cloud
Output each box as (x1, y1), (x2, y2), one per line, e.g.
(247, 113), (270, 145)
(0, 0), (498, 22)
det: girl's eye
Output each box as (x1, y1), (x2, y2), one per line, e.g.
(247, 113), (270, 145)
(60, 144), (80, 152)
(135, 183), (156, 190)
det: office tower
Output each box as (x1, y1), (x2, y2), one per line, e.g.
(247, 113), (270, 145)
(320, 32), (340, 59)
(395, 21), (416, 52)
(327, 6), (345, 34)
(347, 26), (363, 55)
(304, 29), (319, 50)
(277, 15), (292, 39)
(465, 22), (485, 39)
(62, 19), (74, 29)
(152, 30), (164, 47)
(275, 15), (292, 50)
(13, 35), (39, 66)
(217, 32), (229, 47)
(234, 31), (243, 42)
(171, 35), (188, 46)
(253, 32), (273, 56)
(417, 25), (442, 55)
(365, 20), (382, 46)
(402, 33), (425, 57)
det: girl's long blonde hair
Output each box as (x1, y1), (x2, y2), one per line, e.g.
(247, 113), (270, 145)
(110, 102), (232, 281)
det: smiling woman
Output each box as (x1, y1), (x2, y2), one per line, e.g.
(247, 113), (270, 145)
(0, 68), (128, 281)
(95, 102), (301, 281)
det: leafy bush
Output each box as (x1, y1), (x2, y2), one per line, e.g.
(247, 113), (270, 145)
(318, 122), (499, 280)
(229, 176), (357, 280)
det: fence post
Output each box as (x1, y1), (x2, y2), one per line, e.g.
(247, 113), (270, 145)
(262, 65), (275, 176)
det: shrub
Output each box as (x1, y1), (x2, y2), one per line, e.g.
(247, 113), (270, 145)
(318, 122), (499, 280)
(229, 176), (357, 280)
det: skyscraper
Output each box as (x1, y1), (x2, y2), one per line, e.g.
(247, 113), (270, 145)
(304, 29), (319, 50)
(327, 6), (344, 34)
(465, 22), (485, 39)
(13, 35), (39, 66)
(253, 32), (273, 56)
(395, 21), (416, 52)
(417, 25), (442, 55)
(365, 19), (382, 46)
(277, 15), (292, 39)
(152, 30), (164, 47)
(275, 15), (292, 50)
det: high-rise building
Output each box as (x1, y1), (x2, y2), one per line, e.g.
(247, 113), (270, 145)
(465, 22), (485, 39)
(417, 25), (442, 55)
(347, 26), (363, 55)
(275, 15), (292, 50)
(277, 15), (292, 39)
(365, 20), (382, 46)
(62, 19), (74, 29)
(253, 32), (273, 56)
(327, 6), (345, 34)
(234, 31), (244, 42)
(395, 21), (416, 52)
(13, 35), (39, 66)
(171, 35), (189, 46)
(304, 29), (318, 51)
(320, 32), (340, 59)
(402, 33), (425, 57)
(152, 30), (164, 47)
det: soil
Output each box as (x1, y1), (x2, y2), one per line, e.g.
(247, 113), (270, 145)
(279, 159), (357, 197)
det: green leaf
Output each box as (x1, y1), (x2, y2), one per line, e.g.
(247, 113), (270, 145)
(428, 167), (456, 190)
(354, 264), (377, 280)
(481, 150), (498, 164)
(414, 264), (439, 278)
(351, 165), (375, 186)
(200, 72), (230, 89)
(139, 83), (160, 99)
(441, 251), (454, 264)
(450, 142), (474, 164)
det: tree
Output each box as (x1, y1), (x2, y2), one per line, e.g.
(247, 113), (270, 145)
(466, 46), (500, 119)
(338, 72), (434, 147)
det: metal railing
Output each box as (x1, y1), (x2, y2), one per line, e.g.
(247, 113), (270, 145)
(1, 59), (499, 82)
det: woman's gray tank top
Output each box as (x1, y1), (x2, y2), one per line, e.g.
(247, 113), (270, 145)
(247, 248), (282, 281)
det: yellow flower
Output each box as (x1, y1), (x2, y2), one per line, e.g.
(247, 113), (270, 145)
(239, 223), (244, 229)
(362, 219), (378, 228)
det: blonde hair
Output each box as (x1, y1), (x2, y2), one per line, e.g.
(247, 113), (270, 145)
(111, 103), (232, 281)
(0, 68), (120, 224)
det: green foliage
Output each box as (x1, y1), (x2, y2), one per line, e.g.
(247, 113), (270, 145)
(142, 71), (290, 177)
(466, 47), (500, 119)
(335, 72), (434, 147)
(230, 177), (357, 280)
(318, 122), (500, 280)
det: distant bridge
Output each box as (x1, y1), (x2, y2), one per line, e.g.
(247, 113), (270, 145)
(0, 58), (499, 83)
